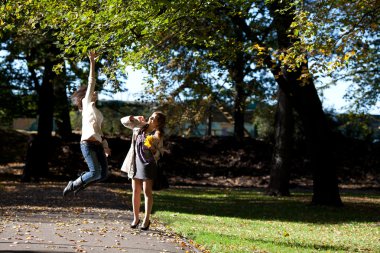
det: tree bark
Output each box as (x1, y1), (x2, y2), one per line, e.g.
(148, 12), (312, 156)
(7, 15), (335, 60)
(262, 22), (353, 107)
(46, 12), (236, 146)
(53, 60), (72, 140)
(267, 87), (294, 196)
(269, 0), (342, 206)
(35, 56), (55, 176)
(206, 105), (213, 136)
(228, 55), (247, 140)
(233, 81), (246, 140)
(291, 73), (341, 205)
(272, 62), (342, 205)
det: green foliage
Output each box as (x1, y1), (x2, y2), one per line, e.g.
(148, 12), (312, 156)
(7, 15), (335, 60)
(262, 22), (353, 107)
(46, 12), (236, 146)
(335, 113), (379, 141)
(70, 100), (153, 136)
(2, 0), (278, 135)
(1, 0), (378, 119)
(0, 61), (38, 126)
(69, 110), (81, 132)
(289, 0), (380, 111)
(97, 100), (151, 136)
(252, 102), (276, 141)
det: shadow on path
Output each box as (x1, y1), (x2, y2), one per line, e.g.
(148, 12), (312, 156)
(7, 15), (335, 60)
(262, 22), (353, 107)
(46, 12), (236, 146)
(0, 181), (129, 210)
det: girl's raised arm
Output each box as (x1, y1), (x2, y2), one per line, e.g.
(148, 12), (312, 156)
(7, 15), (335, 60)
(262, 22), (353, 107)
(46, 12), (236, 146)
(121, 115), (146, 129)
(83, 51), (98, 105)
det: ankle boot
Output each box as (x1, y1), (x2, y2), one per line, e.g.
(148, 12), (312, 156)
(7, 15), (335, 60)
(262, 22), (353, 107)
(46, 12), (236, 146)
(73, 181), (88, 196)
(63, 177), (84, 197)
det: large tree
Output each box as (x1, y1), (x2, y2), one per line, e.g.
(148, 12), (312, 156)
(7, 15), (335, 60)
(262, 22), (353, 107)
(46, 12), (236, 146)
(31, 0), (334, 203)
(288, 0), (380, 112)
(264, 0), (379, 203)
(4, 0), (377, 204)
(1, 1), (98, 177)
(32, 0), (274, 140)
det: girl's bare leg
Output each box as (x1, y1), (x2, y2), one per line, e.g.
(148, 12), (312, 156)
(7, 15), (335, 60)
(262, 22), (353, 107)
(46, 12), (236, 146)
(142, 179), (153, 227)
(131, 179), (142, 225)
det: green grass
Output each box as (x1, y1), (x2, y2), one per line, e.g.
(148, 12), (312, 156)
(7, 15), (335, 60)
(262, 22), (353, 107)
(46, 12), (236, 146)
(149, 187), (380, 253)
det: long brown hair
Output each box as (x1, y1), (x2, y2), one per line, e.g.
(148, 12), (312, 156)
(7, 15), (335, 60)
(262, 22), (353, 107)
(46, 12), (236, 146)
(154, 111), (166, 138)
(141, 111), (166, 138)
(71, 86), (87, 110)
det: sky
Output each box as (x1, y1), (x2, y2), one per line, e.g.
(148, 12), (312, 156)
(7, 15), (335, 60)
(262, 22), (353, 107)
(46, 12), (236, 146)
(0, 49), (377, 114)
(320, 80), (379, 115)
(99, 67), (380, 115)
(100, 67), (148, 101)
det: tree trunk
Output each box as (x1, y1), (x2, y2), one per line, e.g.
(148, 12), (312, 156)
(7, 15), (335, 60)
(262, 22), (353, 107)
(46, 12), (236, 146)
(267, 87), (294, 196)
(272, 62), (342, 205)
(233, 81), (246, 140)
(269, 0), (342, 206)
(206, 105), (213, 136)
(35, 57), (55, 177)
(228, 40), (247, 140)
(53, 61), (72, 140)
(291, 73), (341, 205)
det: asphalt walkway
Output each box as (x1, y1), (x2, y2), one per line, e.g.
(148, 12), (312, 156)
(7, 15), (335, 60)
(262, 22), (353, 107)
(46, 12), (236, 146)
(0, 181), (198, 253)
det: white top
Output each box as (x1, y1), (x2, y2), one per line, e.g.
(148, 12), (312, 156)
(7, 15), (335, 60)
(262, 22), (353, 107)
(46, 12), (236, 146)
(80, 76), (104, 144)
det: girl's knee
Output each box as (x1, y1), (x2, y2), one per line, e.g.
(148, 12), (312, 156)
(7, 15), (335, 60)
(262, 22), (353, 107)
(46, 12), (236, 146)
(143, 189), (153, 198)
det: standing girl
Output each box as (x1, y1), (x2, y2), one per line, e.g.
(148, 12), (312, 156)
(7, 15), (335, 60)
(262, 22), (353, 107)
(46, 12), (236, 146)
(121, 112), (166, 230)
(63, 51), (111, 197)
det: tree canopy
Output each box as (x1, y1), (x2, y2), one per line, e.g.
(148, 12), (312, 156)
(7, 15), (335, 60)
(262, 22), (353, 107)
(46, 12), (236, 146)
(2, 0), (379, 206)
(1, 0), (378, 113)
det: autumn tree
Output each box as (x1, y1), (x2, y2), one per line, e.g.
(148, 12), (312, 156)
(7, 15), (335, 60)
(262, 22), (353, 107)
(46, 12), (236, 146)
(1, 1), (106, 177)
(29, 0), (335, 204)
(264, 0), (379, 202)
(289, 0), (380, 112)
(3, 0), (377, 204)
(28, 0), (275, 140)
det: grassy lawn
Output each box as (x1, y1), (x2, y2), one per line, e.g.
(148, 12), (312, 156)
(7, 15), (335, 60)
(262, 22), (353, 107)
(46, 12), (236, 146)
(148, 187), (380, 253)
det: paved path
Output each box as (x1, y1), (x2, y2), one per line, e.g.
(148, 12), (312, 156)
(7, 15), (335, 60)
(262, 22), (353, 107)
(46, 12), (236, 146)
(0, 181), (197, 253)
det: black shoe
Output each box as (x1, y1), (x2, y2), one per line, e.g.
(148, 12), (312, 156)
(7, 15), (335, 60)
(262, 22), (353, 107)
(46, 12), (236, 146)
(140, 220), (150, 231)
(130, 220), (140, 229)
(74, 184), (87, 196)
(63, 181), (74, 197)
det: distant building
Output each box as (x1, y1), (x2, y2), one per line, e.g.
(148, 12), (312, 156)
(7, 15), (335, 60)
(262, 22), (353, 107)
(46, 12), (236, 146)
(13, 118), (57, 132)
(13, 118), (38, 131)
(175, 103), (257, 137)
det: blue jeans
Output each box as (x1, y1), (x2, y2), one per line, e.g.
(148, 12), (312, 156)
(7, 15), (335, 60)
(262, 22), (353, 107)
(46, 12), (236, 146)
(79, 142), (108, 184)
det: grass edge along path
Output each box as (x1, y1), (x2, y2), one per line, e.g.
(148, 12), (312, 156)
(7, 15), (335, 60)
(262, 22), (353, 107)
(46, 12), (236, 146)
(145, 187), (380, 253)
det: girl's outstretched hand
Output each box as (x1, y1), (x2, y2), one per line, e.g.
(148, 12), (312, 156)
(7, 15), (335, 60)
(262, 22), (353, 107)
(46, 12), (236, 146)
(137, 116), (146, 123)
(130, 115), (146, 123)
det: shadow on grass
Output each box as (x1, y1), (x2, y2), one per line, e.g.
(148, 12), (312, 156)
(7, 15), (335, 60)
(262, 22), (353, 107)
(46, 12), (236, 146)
(1, 180), (379, 225)
(152, 187), (380, 224)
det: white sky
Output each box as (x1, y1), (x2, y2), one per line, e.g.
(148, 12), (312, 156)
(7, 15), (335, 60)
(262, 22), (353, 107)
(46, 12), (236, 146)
(0, 49), (377, 114)
(320, 80), (380, 114)
(319, 81), (349, 112)
(99, 68), (380, 115)
(100, 66), (147, 101)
